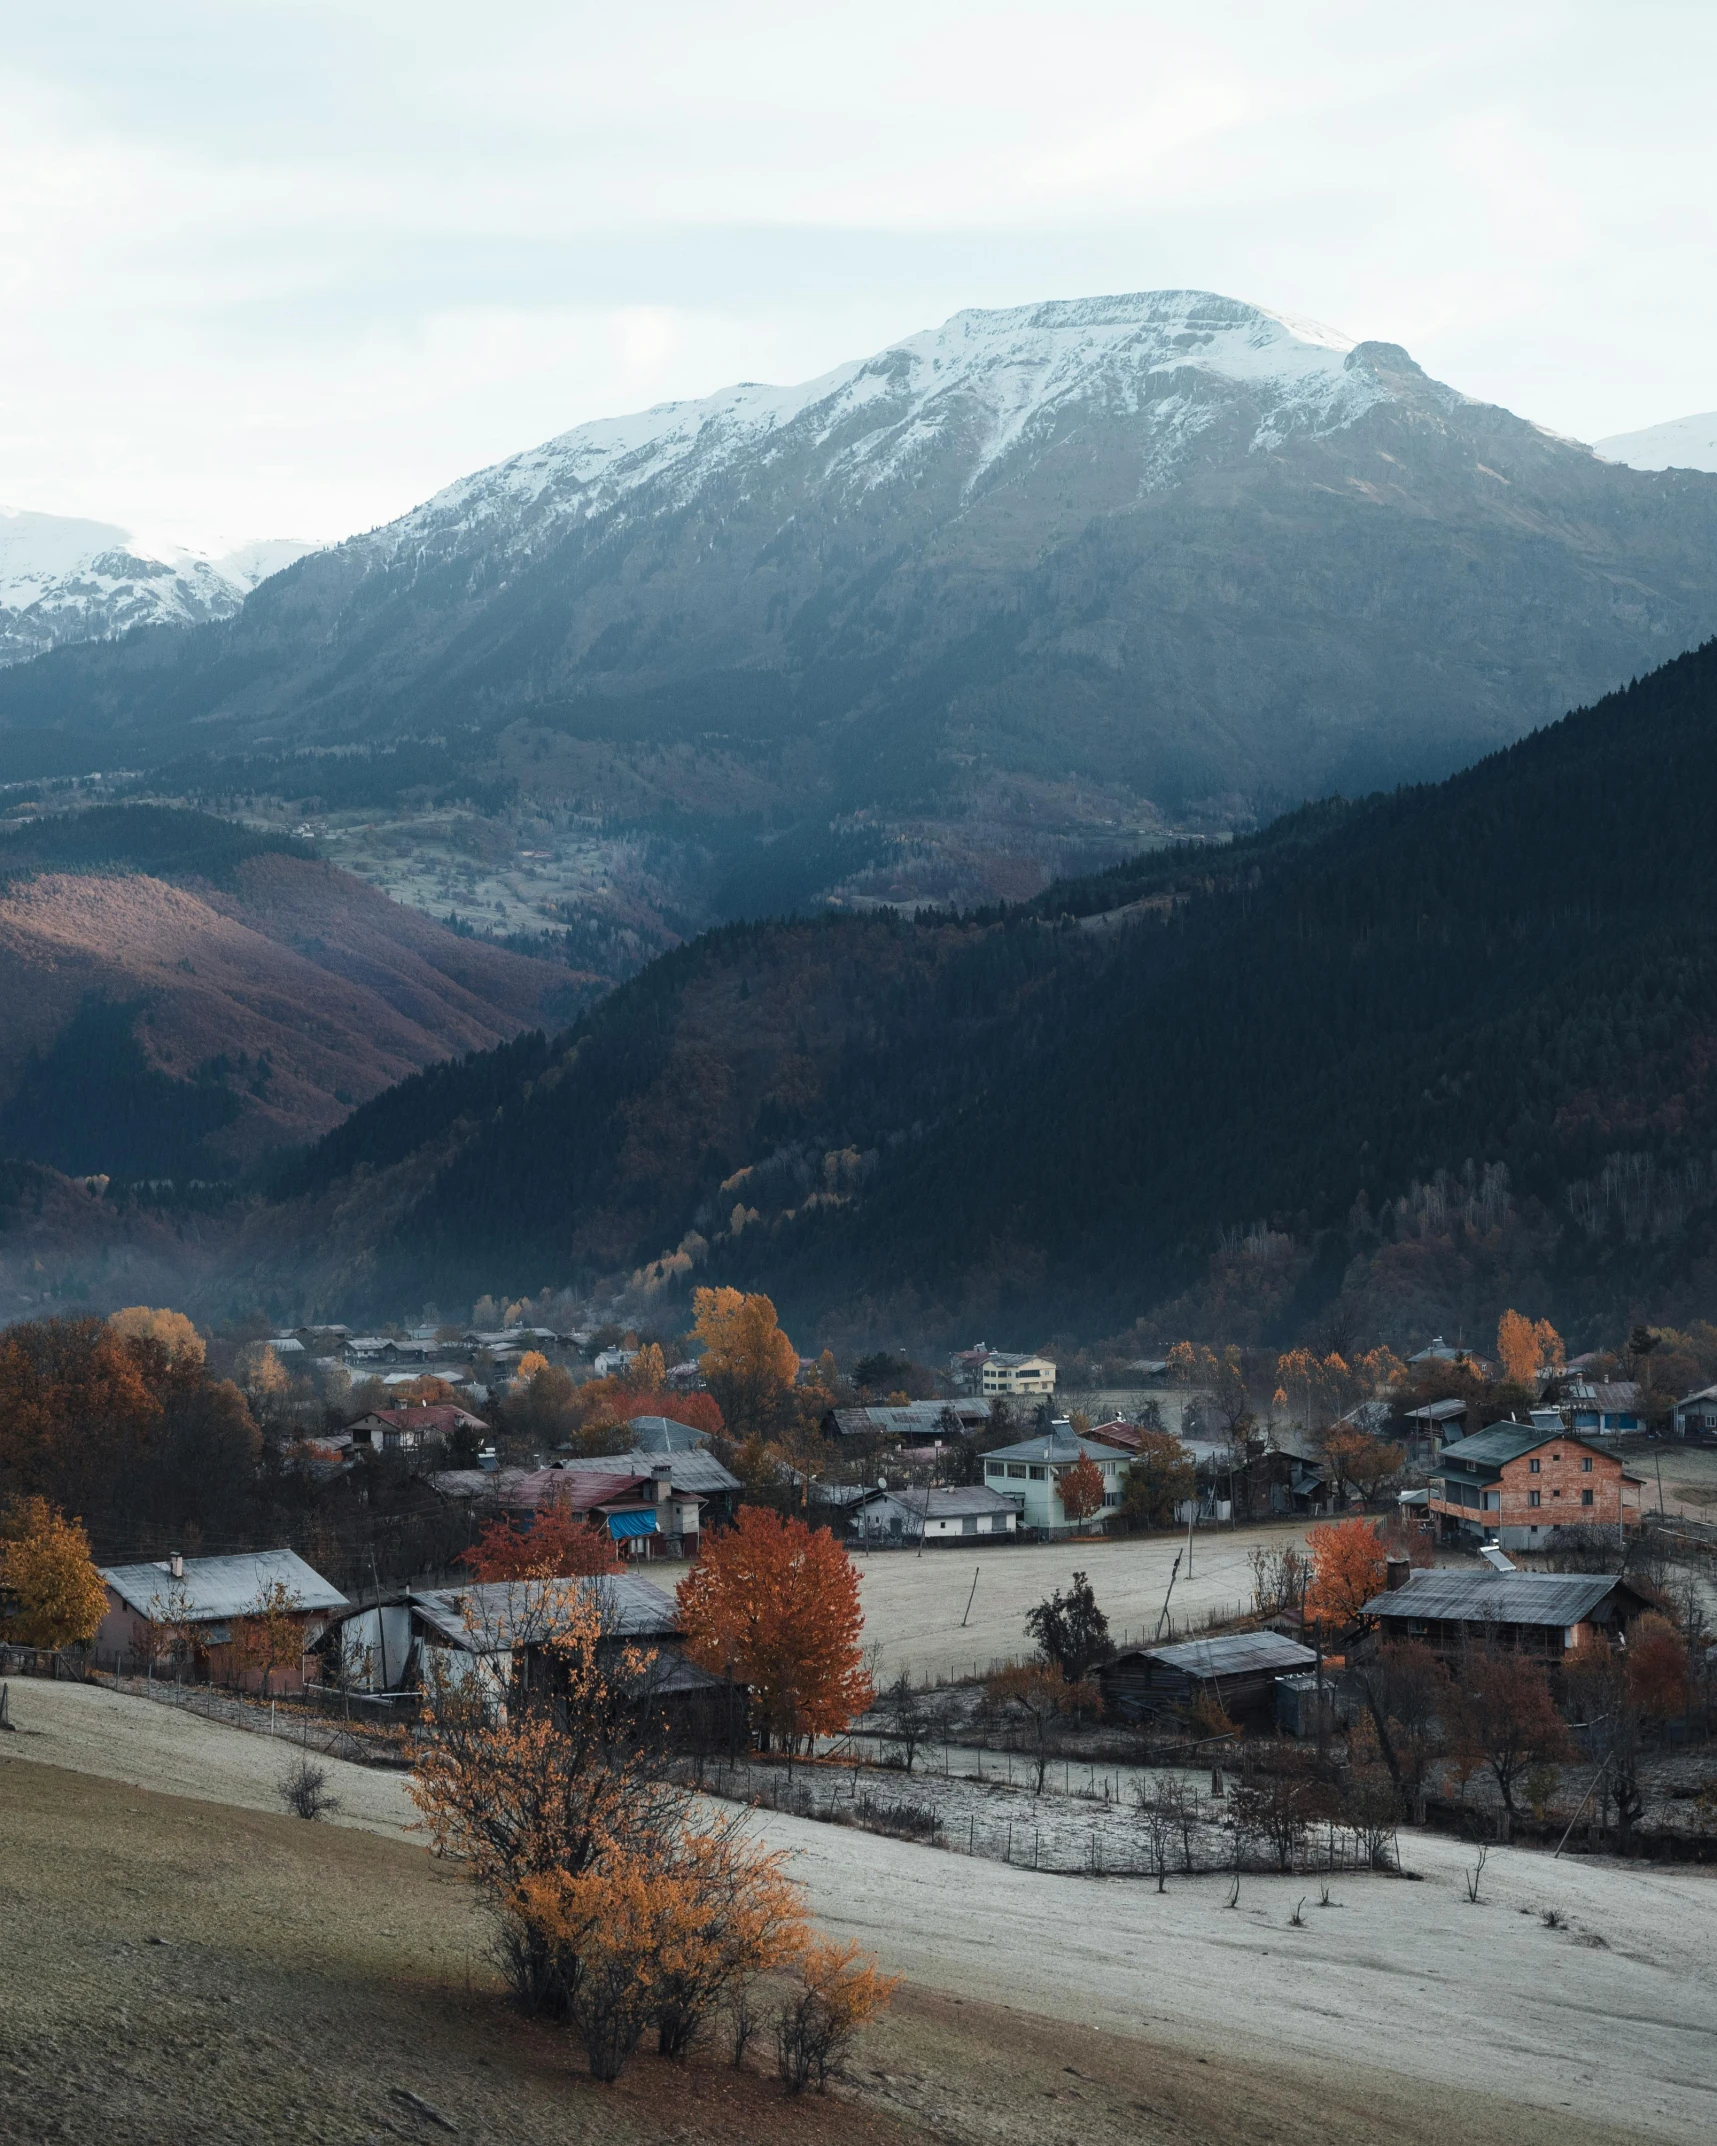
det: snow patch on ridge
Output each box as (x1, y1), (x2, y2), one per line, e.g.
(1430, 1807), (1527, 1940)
(0, 507), (316, 666)
(374, 290), (1390, 563)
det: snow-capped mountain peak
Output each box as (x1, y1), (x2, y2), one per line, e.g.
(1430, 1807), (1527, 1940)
(0, 507), (316, 667)
(380, 291), (1394, 562)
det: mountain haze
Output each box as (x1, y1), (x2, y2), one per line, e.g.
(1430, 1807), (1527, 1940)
(4, 293), (1716, 884)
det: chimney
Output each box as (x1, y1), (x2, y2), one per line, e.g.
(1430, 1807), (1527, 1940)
(169, 1551), (185, 1581)
(1384, 1555), (1410, 1591)
(652, 1462), (672, 1512)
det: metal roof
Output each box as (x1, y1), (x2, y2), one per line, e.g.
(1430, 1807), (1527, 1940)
(102, 1550), (346, 1623)
(984, 1434), (1120, 1465)
(829, 1402), (967, 1438)
(1124, 1631), (1317, 1679)
(502, 1466), (646, 1512)
(409, 1573), (680, 1653)
(628, 1415), (710, 1452)
(1405, 1397), (1470, 1422)
(1362, 1569), (1634, 1627)
(858, 1485), (1020, 1518)
(551, 1449), (740, 1495)
(1437, 1422), (1549, 1468)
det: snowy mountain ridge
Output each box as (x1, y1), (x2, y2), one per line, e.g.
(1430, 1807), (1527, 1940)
(1596, 411), (1717, 474)
(374, 291), (1417, 565)
(0, 507), (315, 667)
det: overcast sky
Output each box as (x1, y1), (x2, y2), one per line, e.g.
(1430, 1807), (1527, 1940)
(1, 1), (1712, 551)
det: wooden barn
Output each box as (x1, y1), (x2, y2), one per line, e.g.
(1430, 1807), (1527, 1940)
(1096, 1630), (1317, 1730)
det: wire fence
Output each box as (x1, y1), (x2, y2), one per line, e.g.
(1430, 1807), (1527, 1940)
(699, 1752), (1397, 1881)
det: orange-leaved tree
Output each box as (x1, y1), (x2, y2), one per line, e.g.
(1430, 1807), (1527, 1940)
(776, 1938), (901, 2095)
(514, 1816), (807, 2077)
(1496, 1310), (1564, 1388)
(0, 1496), (109, 1648)
(231, 1579), (306, 1695)
(692, 1288), (799, 1441)
(678, 1506), (870, 1750)
(463, 1503), (621, 1581)
(1304, 1516), (1387, 1630)
(1056, 1453), (1106, 1530)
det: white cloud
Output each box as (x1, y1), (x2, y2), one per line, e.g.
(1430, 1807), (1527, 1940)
(0, 1), (1712, 548)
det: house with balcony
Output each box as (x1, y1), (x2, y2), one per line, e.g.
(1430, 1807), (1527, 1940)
(981, 1430), (1127, 1535)
(1427, 1423), (1643, 1549)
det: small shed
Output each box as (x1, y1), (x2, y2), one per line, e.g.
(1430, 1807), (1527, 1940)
(1096, 1630), (1317, 1729)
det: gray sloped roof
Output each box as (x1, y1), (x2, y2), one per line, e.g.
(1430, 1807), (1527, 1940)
(984, 1434), (1122, 1465)
(860, 1485), (1019, 1518)
(550, 1448), (740, 1495)
(409, 1573), (680, 1653)
(1437, 1423), (1547, 1469)
(102, 1549), (346, 1622)
(628, 1415), (710, 1452)
(1120, 1631), (1316, 1679)
(1362, 1569), (1632, 1627)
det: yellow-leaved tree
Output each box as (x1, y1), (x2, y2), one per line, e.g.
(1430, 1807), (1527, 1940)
(692, 1288), (799, 1440)
(106, 1305), (205, 1365)
(1496, 1310), (1564, 1388)
(0, 1496), (109, 1648)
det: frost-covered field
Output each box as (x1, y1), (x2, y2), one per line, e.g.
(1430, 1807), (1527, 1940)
(759, 1799), (1717, 2141)
(7, 1672), (1715, 2140)
(855, 1522), (1315, 1683)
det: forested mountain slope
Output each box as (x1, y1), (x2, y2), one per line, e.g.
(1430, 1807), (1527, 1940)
(0, 808), (578, 1181)
(265, 638), (1717, 1347)
(3, 294), (1716, 906)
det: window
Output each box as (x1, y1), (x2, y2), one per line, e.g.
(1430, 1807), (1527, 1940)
(1103, 1491), (1121, 1506)
(1529, 1458), (1541, 1474)
(1552, 1489), (1561, 1499)
(1029, 1466), (1045, 1480)
(1006, 1463), (1026, 1479)
(1581, 1488), (1594, 1507)
(985, 1462), (1002, 1476)
(1528, 1490), (1541, 1507)
(1581, 1457), (1593, 1473)
(962, 1516), (978, 1535)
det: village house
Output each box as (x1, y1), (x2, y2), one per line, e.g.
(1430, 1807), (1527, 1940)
(1561, 1379), (1645, 1438)
(1096, 1631), (1317, 1730)
(333, 1574), (744, 1748)
(846, 1484), (1020, 1545)
(95, 1549), (347, 1689)
(1673, 1383), (1717, 1437)
(501, 1462), (706, 1559)
(981, 1429), (1128, 1535)
(1427, 1422), (1643, 1547)
(1359, 1564), (1654, 1660)
(531, 1446), (744, 1533)
(1401, 1395), (1471, 1460)
(349, 1403), (489, 1455)
(979, 1352), (1057, 1397)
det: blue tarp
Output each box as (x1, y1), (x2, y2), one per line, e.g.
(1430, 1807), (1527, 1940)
(607, 1509), (660, 1541)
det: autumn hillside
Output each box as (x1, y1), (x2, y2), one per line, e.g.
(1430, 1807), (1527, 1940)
(0, 807), (577, 1180)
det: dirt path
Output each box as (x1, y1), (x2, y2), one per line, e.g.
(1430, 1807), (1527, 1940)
(856, 1523), (1313, 1681)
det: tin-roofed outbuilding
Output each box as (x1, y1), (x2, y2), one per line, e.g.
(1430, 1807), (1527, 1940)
(1097, 1629), (1316, 1728)
(1360, 1567), (1653, 1656)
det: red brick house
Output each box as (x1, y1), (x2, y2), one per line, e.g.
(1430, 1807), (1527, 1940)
(1428, 1423), (1643, 1549)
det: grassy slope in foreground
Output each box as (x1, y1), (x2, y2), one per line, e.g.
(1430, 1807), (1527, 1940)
(0, 1677), (1707, 2145)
